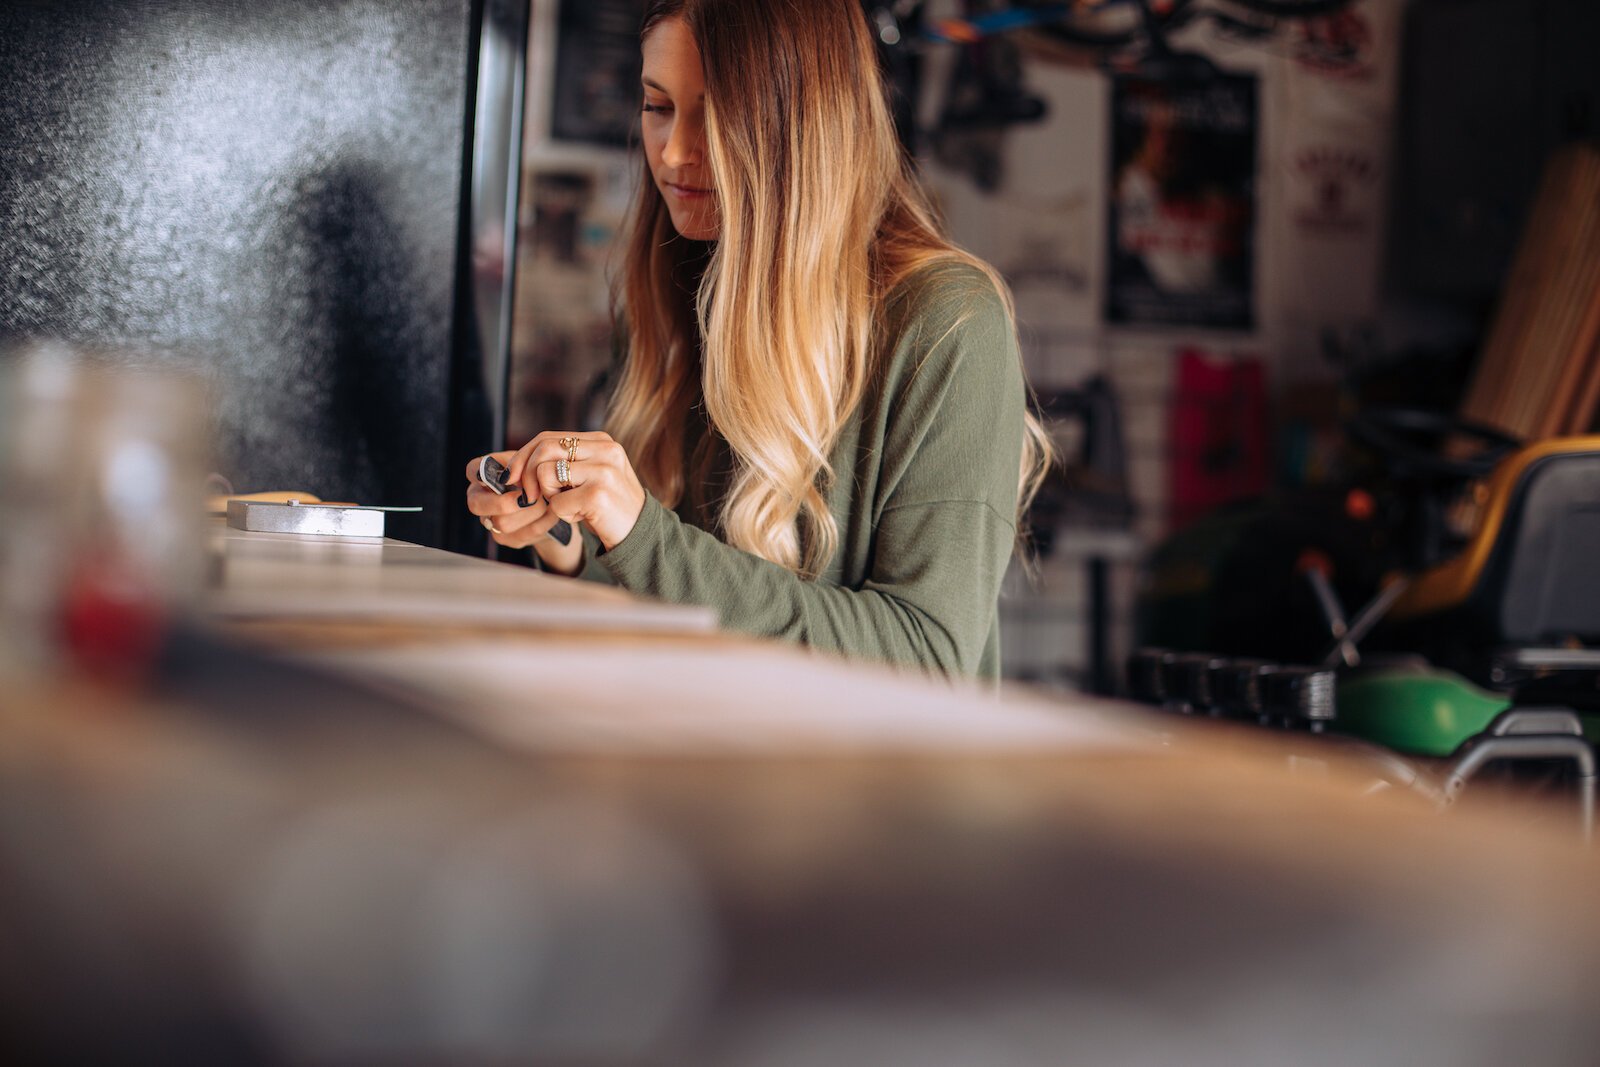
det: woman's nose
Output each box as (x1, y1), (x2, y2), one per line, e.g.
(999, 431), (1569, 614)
(662, 117), (703, 169)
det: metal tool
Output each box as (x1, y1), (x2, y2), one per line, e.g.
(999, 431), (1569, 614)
(226, 499), (419, 538)
(478, 455), (513, 495)
(476, 455), (573, 547)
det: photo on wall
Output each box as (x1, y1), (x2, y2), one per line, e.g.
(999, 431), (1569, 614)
(549, 0), (645, 147)
(1105, 73), (1258, 330)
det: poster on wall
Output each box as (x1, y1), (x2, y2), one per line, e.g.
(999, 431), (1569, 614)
(550, 0), (644, 147)
(1274, 0), (1404, 330)
(1105, 73), (1258, 330)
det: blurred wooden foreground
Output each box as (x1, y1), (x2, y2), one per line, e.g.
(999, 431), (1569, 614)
(2, 526), (1598, 1066)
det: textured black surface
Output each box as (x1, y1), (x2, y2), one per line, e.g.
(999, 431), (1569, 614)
(0, 0), (477, 546)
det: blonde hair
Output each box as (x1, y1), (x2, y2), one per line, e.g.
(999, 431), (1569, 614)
(608, 0), (1053, 578)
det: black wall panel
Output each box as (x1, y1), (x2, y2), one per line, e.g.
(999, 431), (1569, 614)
(1390, 0), (1600, 302)
(0, 0), (478, 546)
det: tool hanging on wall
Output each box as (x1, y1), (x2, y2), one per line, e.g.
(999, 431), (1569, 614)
(865, 0), (1354, 190)
(930, 1), (1050, 191)
(867, 1), (1359, 71)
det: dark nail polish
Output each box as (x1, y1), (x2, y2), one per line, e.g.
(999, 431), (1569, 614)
(550, 520), (572, 546)
(517, 491), (533, 508)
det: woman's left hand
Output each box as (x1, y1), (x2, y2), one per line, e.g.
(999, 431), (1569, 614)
(507, 430), (647, 551)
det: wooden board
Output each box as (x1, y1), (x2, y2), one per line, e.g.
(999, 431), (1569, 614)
(1461, 144), (1600, 442)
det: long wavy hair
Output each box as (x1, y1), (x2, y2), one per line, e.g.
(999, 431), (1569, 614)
(607, 0), (1053, 578)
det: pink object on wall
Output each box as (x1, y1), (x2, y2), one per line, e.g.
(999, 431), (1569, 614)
(1167, 348), (1270, 531)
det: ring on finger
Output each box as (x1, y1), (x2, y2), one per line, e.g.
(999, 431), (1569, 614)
(555, 457), (571, 488)
(480, 515), (502, 535)
(559, 435), (580, 463)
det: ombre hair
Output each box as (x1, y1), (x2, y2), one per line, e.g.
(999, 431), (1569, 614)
(608, 0), (1053, 578)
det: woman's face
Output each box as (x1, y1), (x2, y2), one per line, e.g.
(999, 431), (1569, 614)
(641, 17), (719, 241)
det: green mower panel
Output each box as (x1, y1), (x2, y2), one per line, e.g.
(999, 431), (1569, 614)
(1335, 668), (1510, 757)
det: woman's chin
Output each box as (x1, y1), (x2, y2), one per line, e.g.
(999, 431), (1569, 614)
(670, 213), (720, 242)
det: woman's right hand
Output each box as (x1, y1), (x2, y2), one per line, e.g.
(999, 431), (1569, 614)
(464, 453), (585, 576)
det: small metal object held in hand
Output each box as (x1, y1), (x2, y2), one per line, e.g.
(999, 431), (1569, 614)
(476, 454), (571, 547)
(478, 455), (513, 495)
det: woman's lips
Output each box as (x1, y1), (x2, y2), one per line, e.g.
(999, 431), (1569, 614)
(665, 182), (713, 200)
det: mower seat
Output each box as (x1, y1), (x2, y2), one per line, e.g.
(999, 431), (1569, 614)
(1344, 436), (1600, 756)
(1387, 435), (1600, 653)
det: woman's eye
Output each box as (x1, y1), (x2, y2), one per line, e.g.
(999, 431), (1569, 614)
(642, 102), (672, 115)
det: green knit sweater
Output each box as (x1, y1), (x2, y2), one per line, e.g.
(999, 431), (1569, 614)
(578, 261), (1026, 679)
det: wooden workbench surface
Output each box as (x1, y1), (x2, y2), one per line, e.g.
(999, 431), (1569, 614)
(4, 526), (1598, 1064)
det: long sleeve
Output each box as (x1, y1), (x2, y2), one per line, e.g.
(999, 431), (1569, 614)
(574, 526), (618, 586)
(596, 266), (1027, 677)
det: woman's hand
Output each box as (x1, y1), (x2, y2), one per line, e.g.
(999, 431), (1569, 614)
(508, 431), (647, 552)
(464, 431), (647, 576)
(463, 452), (584, 575)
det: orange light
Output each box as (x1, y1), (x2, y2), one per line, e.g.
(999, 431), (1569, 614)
(1295, 548), (1333, 578)
(931, 18), (981, 44)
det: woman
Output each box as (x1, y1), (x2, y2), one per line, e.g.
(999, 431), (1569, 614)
(467, 0), (1051, 678)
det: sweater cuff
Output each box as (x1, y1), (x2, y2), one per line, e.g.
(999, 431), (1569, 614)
(598, 491), (667, 585)
(573, 525), (617, 585)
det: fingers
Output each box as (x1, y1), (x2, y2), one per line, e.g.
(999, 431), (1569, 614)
(468, 432), (629, 552)
(529, 439), (625, 499)
(467, 483), (547, 520)
(520, 453), (553, 505)
(483, 497), (567, 549)
(542, 482), (601, 524)
(531, 456), (609, 501)
(466, 484), (504, 516)
(490, 501), (548, 537)
(469, 433), (613, 485)
(507, 438), (545, 486)
(506, 430), (615, 483)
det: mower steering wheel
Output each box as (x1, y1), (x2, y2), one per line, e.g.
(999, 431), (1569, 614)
(1347, 407), (1521, 483)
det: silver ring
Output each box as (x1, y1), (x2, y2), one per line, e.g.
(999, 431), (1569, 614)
(556, 458), (571, 488)
(481, 515), (501, 535)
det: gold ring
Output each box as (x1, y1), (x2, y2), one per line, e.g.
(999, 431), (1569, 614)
(556, 458), (571, 488)
(560, 435), (579, 463)
(480, 515), (501, 535)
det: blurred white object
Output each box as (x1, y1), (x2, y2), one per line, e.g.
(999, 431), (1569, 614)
(0, 344), (211, 675)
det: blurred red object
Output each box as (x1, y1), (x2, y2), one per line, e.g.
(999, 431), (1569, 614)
(59, 560), (167, 681)
(1167, 348), (1269, 531)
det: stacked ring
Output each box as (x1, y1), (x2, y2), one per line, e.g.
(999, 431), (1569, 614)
(559, 435), (580, 463)
(556, 458), (571, 488)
